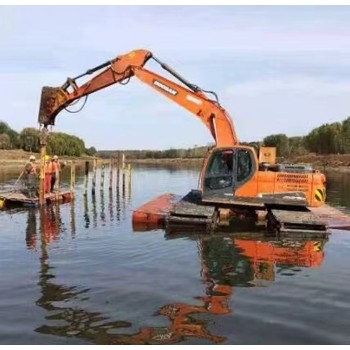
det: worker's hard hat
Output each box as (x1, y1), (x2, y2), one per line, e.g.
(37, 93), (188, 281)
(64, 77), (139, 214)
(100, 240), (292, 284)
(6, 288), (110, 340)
(29, 155), (36, 161)
(45, 155), (51, 161)
(53, 155), (58, 160)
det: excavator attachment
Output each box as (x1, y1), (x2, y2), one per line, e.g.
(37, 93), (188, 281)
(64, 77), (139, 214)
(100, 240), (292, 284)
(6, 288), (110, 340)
(38, 49), (155, 128)
(38, 86), (69, 126)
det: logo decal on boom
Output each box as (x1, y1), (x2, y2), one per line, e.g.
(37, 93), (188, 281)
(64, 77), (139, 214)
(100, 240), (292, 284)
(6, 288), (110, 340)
(153, 80), (178, 96)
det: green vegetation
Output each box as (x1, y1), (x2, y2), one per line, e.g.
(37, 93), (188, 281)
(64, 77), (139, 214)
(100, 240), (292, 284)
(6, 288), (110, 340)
(263, 134), (289, 157)
(46, 132), (86, 157)
(100, 117), (350, 160)
(19, 128), (86, 156)
(0, 121), (95, 157)
(0, 122), (19, 149)
(263, 117), (350, 157)
(85, 146), (97, 156)
(19, 128), (40, 152)
(305, 117), (350, 154)
(1, 116), (350, 159)
(98, 145), (213, 160)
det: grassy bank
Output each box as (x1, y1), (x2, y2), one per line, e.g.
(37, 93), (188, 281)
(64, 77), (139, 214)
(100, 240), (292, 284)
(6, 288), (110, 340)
(0, 150), (94, 169)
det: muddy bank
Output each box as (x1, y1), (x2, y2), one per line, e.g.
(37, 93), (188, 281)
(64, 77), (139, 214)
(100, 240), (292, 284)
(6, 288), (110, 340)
(286, 153), (350, 173)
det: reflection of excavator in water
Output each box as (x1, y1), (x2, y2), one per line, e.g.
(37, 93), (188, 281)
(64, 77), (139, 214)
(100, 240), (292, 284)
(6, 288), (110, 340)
(38, 49), (326, 212)
(235, 238), (325, 282)
(28, 208), (327, 344)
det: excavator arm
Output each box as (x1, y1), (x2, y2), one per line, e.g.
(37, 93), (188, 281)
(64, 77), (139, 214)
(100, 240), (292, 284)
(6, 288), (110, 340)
(38, 49), (238, 147)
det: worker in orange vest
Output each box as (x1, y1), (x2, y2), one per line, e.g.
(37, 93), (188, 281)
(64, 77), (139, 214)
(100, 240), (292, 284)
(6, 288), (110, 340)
(50, 155), (66, 192)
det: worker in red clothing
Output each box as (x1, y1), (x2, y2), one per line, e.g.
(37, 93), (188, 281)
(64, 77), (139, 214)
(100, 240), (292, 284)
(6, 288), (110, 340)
(50, 155), (66, 192)
(44, 155), (52, 194)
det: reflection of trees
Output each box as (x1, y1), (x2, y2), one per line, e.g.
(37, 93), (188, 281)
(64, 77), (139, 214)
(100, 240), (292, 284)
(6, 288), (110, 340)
(28, 208), (231, 344)
(24, 206), (327, 345)
(324, 171), (350, 208)
(199, 236), (255, 288)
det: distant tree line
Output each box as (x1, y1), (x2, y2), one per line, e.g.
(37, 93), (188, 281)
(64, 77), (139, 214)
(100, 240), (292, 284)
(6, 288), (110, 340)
(2, 116), (350, 159)
(262, 117), (350, 157)
(0, 121), (96, 157)
(304, 117), (350, 154)
(98, 145), (213, 160)
(100, 117), (350, 160)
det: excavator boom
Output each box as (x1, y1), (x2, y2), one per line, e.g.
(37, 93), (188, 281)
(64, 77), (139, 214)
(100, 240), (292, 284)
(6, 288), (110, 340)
(38, 49), (238, 147)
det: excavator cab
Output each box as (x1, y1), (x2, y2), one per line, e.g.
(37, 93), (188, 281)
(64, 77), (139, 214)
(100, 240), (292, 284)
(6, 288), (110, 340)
(202, 147), (256, 199)
(201, 145), (326, 208)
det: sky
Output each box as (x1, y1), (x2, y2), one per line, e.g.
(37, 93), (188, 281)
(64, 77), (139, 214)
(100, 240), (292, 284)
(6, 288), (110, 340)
(2, 6), (350, 150)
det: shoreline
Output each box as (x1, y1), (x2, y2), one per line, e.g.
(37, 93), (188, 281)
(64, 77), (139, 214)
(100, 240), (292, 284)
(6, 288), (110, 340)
(1, 150), (350, 173)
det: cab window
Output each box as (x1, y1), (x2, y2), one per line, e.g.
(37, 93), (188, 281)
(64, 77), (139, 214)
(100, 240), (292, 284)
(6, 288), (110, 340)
(237, 150), (253, 182)
(204, 150), (233, 190)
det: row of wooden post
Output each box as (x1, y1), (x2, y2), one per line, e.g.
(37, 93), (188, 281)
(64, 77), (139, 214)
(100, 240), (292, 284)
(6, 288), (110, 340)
(39, 151), (129, 206)
(39, 153), (77, 206)
(89, 158), (131, 197)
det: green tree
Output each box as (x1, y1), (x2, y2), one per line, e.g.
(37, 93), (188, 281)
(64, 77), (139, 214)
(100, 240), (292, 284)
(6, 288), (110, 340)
(288, 136), (307, 156)
(47, 132), (85, 157)
(0, 133), (10, 149)
(263, 134), (290, 157)
(305, 122), (343, 154)
(19, 127), (40, 152)
(86, 146), (97, 156)
(0, 121), (19, 148)
(341, 117), (350, 153)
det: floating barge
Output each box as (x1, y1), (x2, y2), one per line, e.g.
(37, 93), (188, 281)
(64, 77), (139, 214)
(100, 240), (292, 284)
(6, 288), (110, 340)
(133, 190), (350, 236)
(0, 190), (72, 209)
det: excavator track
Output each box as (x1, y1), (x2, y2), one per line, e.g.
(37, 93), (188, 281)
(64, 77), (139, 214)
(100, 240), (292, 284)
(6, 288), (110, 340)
(165, 191), (218, 231)
(267, 209), (329, 238)
(164, 190), (328, 237)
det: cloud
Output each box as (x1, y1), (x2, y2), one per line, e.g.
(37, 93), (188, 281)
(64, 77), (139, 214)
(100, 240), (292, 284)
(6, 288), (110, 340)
(221, 77), (350, 142)
(225, 77), (350, 96)
(2, 6), (350, 149)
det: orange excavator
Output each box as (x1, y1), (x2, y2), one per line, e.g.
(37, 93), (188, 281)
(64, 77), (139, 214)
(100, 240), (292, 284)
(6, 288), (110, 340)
(38, 49), (326, 209)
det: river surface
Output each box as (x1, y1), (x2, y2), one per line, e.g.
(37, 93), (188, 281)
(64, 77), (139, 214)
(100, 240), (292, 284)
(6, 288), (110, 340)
(0, 164), (350, 345)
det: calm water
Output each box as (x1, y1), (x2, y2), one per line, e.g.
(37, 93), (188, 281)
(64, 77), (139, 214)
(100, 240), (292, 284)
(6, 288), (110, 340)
(0, 165), (350, 345)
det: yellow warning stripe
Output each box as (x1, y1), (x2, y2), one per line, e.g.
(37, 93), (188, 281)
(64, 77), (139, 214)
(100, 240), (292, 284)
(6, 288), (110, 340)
(315, 188), (324, 202)
(313, 242), (322, 251)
